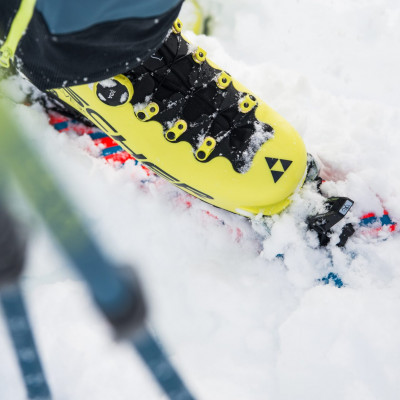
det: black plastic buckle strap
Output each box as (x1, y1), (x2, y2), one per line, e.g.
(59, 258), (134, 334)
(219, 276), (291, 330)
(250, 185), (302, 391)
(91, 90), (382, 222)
(307, 197), (355, 247)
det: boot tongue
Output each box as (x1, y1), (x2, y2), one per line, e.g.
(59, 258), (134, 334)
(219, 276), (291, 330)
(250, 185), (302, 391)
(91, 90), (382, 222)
(142, 33), (190, 72)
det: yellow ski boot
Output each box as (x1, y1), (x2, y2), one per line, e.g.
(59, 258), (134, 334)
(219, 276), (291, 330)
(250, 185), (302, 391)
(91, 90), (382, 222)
(50, 19), (307, 217)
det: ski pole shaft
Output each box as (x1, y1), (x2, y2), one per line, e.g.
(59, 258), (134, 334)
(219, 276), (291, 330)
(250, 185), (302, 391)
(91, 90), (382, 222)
(0, 103), (145, 335)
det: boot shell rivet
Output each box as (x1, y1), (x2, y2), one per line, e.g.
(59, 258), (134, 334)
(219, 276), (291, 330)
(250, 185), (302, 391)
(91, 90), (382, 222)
(167, 131), (176, 140)
(197, 151), (206, 160)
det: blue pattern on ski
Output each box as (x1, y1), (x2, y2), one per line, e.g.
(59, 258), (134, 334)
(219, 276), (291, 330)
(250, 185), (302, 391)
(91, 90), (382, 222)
(133, 330), (196, 400)
(319, 273), (344, 288)
(101, 145), (124, 157)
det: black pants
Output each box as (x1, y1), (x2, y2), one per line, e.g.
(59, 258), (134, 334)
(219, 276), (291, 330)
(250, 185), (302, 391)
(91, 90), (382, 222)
(0, 0), (183, 90)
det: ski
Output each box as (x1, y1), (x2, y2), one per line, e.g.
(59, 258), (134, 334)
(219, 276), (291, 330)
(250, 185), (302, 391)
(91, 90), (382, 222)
(44, 108), (399, 289)
(0, 285), (52, 400)
(133, 330), (195, 400)
(47, 109), (398, 242)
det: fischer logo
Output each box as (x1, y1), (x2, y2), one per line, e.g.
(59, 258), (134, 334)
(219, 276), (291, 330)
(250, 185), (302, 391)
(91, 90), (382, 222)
(265, 157), (293, 183)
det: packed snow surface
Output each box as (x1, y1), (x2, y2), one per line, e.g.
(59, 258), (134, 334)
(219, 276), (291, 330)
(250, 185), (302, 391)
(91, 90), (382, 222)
(1, 0), (400, 399)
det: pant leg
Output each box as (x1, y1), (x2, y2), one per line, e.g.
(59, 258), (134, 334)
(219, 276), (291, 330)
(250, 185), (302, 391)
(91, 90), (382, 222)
(36, 0), (183, 34)
(0, 0), (184, 90)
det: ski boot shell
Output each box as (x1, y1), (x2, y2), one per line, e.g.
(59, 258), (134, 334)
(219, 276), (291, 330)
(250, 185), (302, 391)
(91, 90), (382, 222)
(50, 20), (307, 217)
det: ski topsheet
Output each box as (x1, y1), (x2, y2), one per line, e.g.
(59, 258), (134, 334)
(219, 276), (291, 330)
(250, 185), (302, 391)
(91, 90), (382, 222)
(47, 109), (397, 244)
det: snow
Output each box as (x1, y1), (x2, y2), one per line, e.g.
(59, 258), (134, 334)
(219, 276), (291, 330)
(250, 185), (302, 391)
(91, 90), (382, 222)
(98, 79), (117, 88)
(1, 0), (400, 399)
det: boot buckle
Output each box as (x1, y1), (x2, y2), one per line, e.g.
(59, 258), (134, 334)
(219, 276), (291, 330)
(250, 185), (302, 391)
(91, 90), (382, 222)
(193, 48), (207, 64)
(239, 94), (257, 113)
(172, 19), (183, 34)
(217, 72), (232, 89)
(196, 137), (216, 161)
(135, 102), (159, 121)
(165, 120), (187, 141)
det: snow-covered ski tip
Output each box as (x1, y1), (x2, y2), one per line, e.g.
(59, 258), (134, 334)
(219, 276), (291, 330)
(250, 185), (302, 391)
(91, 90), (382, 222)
(48, 109), (398, 248)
